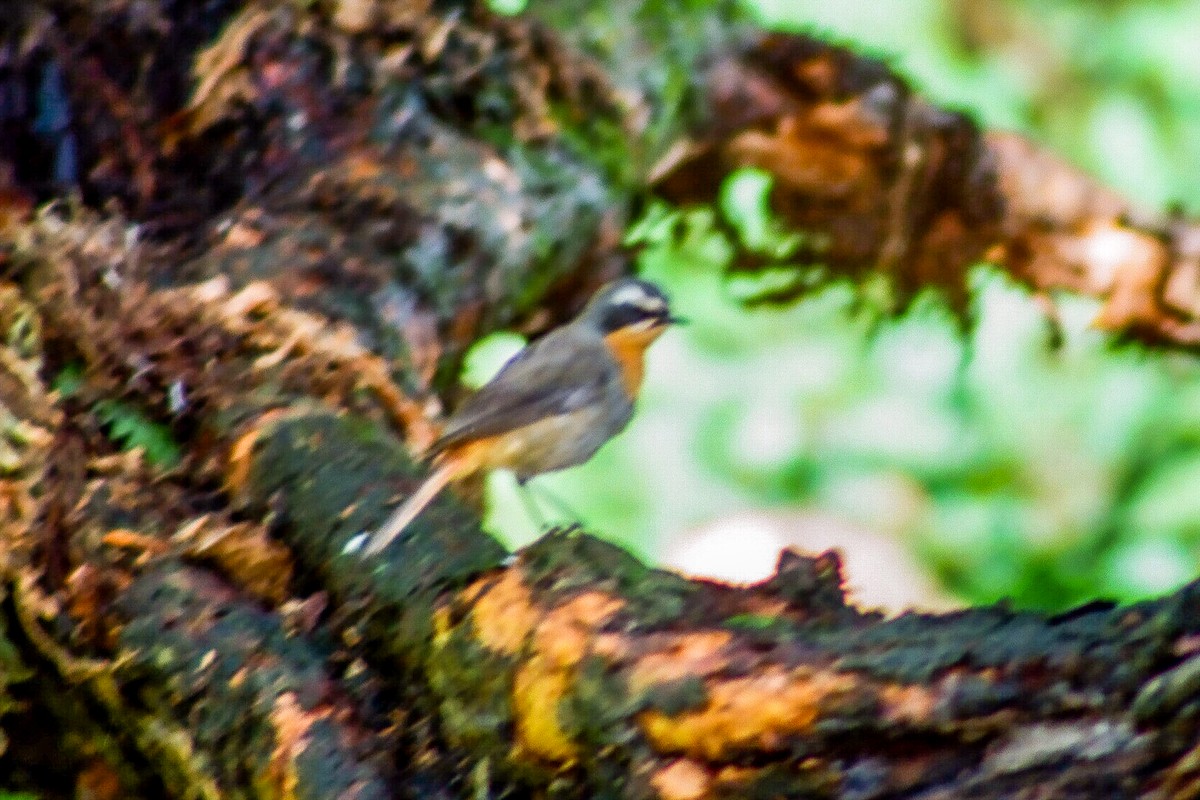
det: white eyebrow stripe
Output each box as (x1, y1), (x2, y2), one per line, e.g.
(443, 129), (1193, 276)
(610, 284), (666, 311)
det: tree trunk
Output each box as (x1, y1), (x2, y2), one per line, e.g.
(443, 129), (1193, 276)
(2, 1), (1200, 798)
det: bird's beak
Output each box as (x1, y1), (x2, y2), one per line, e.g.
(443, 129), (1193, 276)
(665, 314), (688, 326)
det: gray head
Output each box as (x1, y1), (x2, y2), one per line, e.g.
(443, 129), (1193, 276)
(580, 278), (682, 334)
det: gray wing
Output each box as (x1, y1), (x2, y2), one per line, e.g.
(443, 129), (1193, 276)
(431, 327), (615, 454)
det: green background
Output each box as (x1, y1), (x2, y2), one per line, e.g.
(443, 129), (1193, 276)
(479, 0), (1200, 611)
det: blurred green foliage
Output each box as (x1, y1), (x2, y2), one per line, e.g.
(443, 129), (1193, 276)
(488, 0), (528, 15)
(476, 0), (1200, 610)
(748, 0), (1200, 210)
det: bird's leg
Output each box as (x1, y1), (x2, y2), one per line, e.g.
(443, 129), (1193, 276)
(515, 477), (550, 532)
(526, 480), (584, 530)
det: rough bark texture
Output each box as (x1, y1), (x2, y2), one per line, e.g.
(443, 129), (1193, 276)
(3, 1), (1200, 798)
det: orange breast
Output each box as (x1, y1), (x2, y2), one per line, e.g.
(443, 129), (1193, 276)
(603, 324), (666, 399)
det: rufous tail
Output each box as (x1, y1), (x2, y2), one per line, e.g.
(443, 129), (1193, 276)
(364, 460), (458, 555)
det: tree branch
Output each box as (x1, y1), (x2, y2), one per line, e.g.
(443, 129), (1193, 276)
(3, 1), (1200, 798)
(654, 34), (1200, 345)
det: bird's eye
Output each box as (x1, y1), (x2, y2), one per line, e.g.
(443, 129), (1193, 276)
(602, 303), (654, 332)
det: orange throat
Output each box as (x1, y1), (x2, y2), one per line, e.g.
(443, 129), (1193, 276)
(603, 323), (666, 398)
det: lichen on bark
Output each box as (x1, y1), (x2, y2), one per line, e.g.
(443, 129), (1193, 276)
(4, 1), (1200, 798)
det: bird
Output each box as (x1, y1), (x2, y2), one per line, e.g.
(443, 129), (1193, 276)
(361, 277), (683, 556)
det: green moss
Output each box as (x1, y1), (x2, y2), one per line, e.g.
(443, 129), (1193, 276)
(425, 630), (516, 759)
(723, 613), (785, 631)
(519, 529), (697, 626)
(526, 0), (746, 187)
(115, 568), (391, 799)
(245, 412), (507, 605)
(635, 675), (708, 717)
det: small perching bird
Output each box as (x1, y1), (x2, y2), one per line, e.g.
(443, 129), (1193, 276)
(361, 278), (682, 556)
